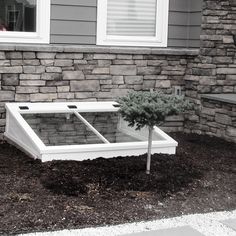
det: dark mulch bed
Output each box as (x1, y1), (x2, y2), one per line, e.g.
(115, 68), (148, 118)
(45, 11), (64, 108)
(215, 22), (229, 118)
(0, 133), (235, 235)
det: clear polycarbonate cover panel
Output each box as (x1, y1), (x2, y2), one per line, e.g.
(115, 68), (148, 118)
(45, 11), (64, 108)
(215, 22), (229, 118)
(21, 113), (104, 146)
(21, 111), (165, 146)
(79, 112), (164, 143)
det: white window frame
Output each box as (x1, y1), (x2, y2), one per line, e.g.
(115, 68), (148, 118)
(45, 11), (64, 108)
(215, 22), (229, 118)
(0, 0), (50, 44)
(97, 0), (169, 47)
(4, 102), (177, 162)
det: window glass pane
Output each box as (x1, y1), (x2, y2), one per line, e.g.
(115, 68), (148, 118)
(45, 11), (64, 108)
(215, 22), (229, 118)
(22, 113), (104, 146)
(0, 0), (36, 32)
(107, 0), (157, 36)
(79, 112), (163, 143)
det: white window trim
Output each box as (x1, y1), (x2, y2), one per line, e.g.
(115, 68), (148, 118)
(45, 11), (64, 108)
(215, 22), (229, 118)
(97, 0), (169, 47)
(0, 0), (50, 44)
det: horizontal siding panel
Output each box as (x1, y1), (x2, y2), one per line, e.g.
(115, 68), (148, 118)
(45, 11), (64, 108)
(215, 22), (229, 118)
(190, 12), (202, 25)
(168, 26), (188, 39)
(51, 0), (97, 7)
(50, 0), (202, 47)
(189, 26), (202, 39)
(188, 39), (200, 47)
(51, 35), (96, 44)
(51, 5), (96, 21)
(168, 39), (188, 47)
(51, 21), (96, 35)
(169, 12), (188, 25)
(169, 0), (189, 12)
(189, 0), (203, 11)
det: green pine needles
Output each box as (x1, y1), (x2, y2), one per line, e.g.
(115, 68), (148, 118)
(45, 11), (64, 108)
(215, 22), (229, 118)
(117, 91), (192, 174)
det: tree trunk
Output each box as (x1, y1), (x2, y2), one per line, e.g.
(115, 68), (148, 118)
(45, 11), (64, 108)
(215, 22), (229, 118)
(146, 126), (153, 174)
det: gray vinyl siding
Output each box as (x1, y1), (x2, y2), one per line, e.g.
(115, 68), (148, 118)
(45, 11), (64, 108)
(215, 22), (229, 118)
(50, 0), (203, 48)
(168, 0), (203, 48)
(50, 0), (97, 45)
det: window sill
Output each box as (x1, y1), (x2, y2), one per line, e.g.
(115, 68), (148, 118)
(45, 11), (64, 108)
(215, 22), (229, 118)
(0, 44), (199, 56)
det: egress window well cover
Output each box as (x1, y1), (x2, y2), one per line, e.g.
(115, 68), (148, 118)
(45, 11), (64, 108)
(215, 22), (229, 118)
(4, 102), (177, 162)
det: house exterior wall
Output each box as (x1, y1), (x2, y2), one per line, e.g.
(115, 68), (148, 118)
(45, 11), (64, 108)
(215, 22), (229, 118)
(184, 0), (236, 142)
(0, 47), (197, 140)
(0, 0), (236, 143)
(50, 0), (203, 48)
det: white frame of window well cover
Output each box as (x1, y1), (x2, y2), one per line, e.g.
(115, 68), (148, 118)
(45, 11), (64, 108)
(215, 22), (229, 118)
(4, 102), (178, 162)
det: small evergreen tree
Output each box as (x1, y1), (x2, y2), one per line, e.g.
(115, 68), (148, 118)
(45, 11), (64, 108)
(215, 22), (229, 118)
(117, 91), (192, 174)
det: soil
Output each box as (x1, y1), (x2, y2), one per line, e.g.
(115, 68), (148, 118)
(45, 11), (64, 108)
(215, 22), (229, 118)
(0, 133), (235, 235)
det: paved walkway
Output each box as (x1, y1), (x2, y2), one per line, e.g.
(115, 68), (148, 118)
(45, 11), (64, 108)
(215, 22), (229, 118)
(20, 210), (236, 236)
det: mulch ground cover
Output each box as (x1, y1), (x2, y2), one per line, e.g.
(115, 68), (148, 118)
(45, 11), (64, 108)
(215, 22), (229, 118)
(0, 133), (235, 235)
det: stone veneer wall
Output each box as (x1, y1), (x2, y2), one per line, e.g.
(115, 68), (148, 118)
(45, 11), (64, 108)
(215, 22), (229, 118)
(184, 0), (236, 142)
(0, 47), (197, 140)
(1, 0), (236, 143)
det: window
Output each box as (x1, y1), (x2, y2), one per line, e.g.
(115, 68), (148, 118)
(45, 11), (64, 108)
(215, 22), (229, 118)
(5, 102), (177, 162)
(0, 0), (50, 44)
(97, 0), (169, 47)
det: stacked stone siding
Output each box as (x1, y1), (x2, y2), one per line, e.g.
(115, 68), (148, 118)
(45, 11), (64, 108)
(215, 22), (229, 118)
(0, 48), (197, 139)
(1, 0), (236, 143)
(184, 0), (236, 142)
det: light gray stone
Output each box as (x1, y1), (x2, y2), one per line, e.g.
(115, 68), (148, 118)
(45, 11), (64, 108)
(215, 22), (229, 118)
(223, 35), (234, 44)
(23, 52), (36, 59)
(117, 54), (132, 59)
(74, 59), (87, 65)
(142, 80), (156, 89)
(135, 60), (148, 66)
(113, 60), (134, 65)
(155, 80), (171, 88)
(37, 52), (56, 59)
(92, 67), (110, 74)
(215, 113), (231, 125)
(23, 66), (45, 74)
(137, 67), (161, 75)
(57, 86), (70, 92)
(86, 75), (111, 80)
(41, 73), (62, 81)
(58, 93), (75, 99)
(2, 74), (19, 86)
(20, 74), (41, 80)
(16, 86), (39, 94)
(112, 76), (124, 85)
(6, 52), (22, 59)
(124, 76), (143, 85)
(226, 127), (236, 137)
(30, 93), (57, 102)
(40, 60), (54, 66)
(46, 67), (62, 73)
(11, 60), (23, 66)
(70, 80), (100, 92)
(0, 60), (10, 66)
(15, 94), (30, 102)
(0, 66), (22, 73)
(40, 87), (57, 93)
(63, 71), (85, 80)
(56, 53), (83, 59)
(110, 65), (136, 75)
(217, 68), (236, 74)
(0, 52), (5, 59)
(0, 91), (14, 101)
(54, 59), (73, 67)
(94, 54), (116, 60)
(199, 77), (217, 85)
(20, 80), (45, 86)
(23, 60), (40, 66)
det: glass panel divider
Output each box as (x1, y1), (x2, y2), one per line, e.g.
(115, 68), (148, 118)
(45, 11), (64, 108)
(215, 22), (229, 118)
(73, 111), (110, 144)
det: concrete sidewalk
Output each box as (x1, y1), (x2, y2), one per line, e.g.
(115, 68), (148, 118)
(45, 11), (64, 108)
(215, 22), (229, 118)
(19, 210), (236, 236)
